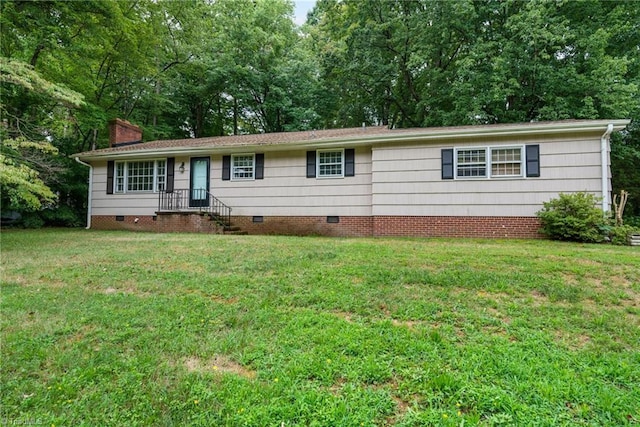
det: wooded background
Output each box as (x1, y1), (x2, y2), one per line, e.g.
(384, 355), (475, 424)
(1, 0), (639, 226)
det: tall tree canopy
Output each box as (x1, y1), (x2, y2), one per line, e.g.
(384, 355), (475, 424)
(1, 0), (639, 219)
(307, 0), (639, 127)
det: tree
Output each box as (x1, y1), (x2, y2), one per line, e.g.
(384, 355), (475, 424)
(0, 58), (84, 213)
(306, 0), (639, 127)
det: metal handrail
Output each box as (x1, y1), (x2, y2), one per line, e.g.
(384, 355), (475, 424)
(158, 189), (232, 226)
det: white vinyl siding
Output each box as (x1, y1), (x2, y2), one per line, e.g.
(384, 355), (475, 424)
(213, 148), (371, 216)
(371, 135), (604, 217)
(232, 154), (255, 180)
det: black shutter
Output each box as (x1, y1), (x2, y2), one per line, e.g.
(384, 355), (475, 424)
(222, 155), (231, 180)
(306, 151), (316, 178)
(526, 145), (540, 177)
(441, 149), (454, 180)
(255, 153), (264, 179)
(344, 148), (355, 177)
(106, 161), (115, 194)
(166, 157), (175, 192)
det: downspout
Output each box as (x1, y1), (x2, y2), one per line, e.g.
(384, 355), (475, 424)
(74, 157), (93, 229)
(600, 124), (614, 213)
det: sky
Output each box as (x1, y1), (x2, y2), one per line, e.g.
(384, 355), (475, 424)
(293, 1), (316, 26)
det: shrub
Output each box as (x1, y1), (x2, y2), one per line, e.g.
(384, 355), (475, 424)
(624, 215), (640, 228)
(536, 192), (607, 242)
(608, 225), (640, 245)
(40, 206), (84, 227)
(21, 212), (45, 229)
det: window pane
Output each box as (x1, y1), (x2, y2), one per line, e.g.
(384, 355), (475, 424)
(127, 161), (155, 192)
(156, 160), (166, 191)
(115, 162), (125, 193)
(491, 148), (522, 177)
(318, 151), (343, 177)
(456, 149), (487, 178)
(232, 155), (254, 179)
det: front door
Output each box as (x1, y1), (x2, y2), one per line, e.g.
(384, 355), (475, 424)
(189, 157), (210, 207)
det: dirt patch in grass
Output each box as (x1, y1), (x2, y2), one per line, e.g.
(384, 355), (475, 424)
(391, 319), (420, 330)
(554, 330), (591, 350)
(210, 295), (239, 305)
(484, 307), (511, 324)
(9, 275), (67, 289)
(328, 377), (348, 395)
(333, 311), (356, 323)
(387, 395), (411, 425)
(371, 379), (412, 426)
(184, 355), (256, 379)
(327, 378), (412, 426)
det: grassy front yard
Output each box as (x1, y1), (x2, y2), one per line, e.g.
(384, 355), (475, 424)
(1, 230), (639, 426)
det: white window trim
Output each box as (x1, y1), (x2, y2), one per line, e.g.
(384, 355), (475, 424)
(454, 145), (525, 180)
(114, 159), (167, 193)
(316, 148), (345, 179)
(490, 146), (524, 178)
(231, 153), (256, 181)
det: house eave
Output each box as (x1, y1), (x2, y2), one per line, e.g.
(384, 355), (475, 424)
(73, 119), (631, 162)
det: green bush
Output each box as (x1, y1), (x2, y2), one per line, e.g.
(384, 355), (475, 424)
(608, 225), (640, 245)
(624, 215), (640, 228)
(536, 192), (607, 242)
(20, 212), (45, 229)
(40, 206), (84, 227)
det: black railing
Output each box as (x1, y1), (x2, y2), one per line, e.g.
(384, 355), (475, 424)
(158, 189), (232, 227)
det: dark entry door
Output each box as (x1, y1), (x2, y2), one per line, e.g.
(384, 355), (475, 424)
(189, 157), (210, 207)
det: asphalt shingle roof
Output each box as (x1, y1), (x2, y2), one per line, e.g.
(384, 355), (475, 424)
(73, 119), (630, 160)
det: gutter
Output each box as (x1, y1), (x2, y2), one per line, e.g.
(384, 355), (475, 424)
(74, 157), (93, 229)
(600, 124), (614, 213)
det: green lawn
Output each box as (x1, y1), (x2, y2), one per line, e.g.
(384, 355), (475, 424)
(1, 229), (639, 426)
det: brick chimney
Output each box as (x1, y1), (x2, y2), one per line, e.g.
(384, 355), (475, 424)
(108, 118), (143, 147)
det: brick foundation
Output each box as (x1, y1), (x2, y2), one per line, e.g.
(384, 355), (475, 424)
(232, 216), (374, 237)
(373, 216), (543, 238)
(90, 214), (542, 238)
(91, 213), (224, 234)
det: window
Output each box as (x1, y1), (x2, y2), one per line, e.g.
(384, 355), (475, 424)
(453, 146), (524, 179)
(232, 154), (255, 180)
(317, 149), (344, 178)
(457, 149), (487, 178)
(491, 147), (522, 177)
(114, 160), (166, 193)
(115, 162), (125, 193)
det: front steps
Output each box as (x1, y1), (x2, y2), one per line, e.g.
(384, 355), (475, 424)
(155, 211), (247, 235)
(205, 213), (248, 235)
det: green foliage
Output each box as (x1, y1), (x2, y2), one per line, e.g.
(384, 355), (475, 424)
(624, 216), (640, 227)
(0, 56), (86, 214)
(536, 192), (607, 242)
(20, 212), (45, 229)
(611, 119), (640, 217)
(0, 138), (57, 211)
(0, 58), (84, 107)
(608, 225), (640, 246)
(2, 231), (639, 425)
(307, 0), (639, 127)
